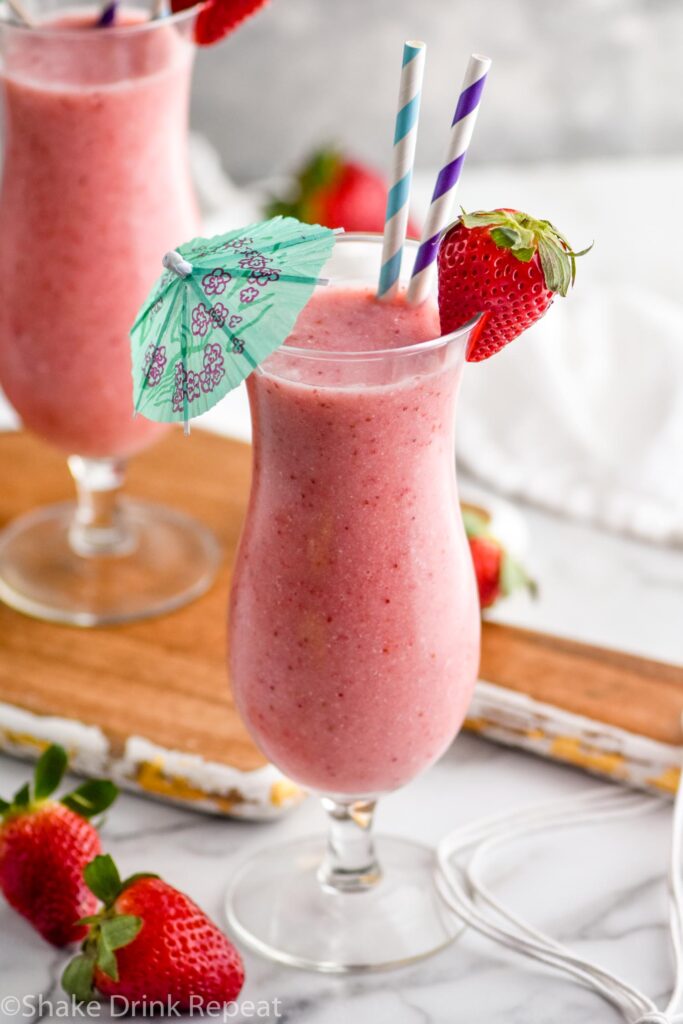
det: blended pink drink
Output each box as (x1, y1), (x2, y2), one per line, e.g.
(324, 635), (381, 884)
(0, 11), (198, 457)
(230, 286), (480, 796)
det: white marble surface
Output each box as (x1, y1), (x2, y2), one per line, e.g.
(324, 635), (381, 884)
(0, 473), (682, 1022)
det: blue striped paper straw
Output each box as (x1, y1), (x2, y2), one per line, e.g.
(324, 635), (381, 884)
(377, 41), (426, 301)
(407, 53), (491, 305)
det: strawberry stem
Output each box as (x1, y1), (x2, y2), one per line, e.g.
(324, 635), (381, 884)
(62, 952), (97, 1003)
(63, 854), (152, 1001)
(459, 208), (589, 297)
(12, 784), (30, 808)
(33, 744), (68, 799)
(500, 549), (538, 600)
(84, 854), (123, 905)
(1, 744), (118, 822)
(62, 780), (118, 819)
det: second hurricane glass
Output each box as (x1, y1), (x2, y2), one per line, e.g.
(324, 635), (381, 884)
(0, 3), (219, 626)
(226, 235), (481, 971)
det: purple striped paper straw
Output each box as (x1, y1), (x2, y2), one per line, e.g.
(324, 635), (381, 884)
(96, 1), (118, 26)
(407, 53), (491, 305)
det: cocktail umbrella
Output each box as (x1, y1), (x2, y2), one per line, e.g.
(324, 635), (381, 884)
(130, 216), (335, 429)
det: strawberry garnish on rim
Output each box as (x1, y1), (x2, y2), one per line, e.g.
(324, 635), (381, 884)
(181, 0), (270, 46)
(437, 208), (590, 362)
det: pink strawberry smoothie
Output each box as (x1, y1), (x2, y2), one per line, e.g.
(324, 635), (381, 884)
(229, 287), (480, 796)
(0, 11), (199, 457)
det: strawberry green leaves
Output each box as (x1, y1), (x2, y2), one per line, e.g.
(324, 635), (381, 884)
(12, 784), (30, 809)
(63, 854), (151, 1002)
(84, 855), (123, 905)
(83, 854), (157, 907)
(460, 208), (590, 298)
(537, 234), (573, 297)
(61, 909), (143, 1003)
(62, 952), (98, 1002)
(96, 915), (143, 982)
(34, 744), (68, 800)
(1, 744), (118, 822)
(489, 226), (535, 263)
(461, 212), (538, 263)
(1, 743), (67, 817)
(100, 915), (143, 956)
(1, 780), (32, 820)
(500, 550), (538, 600)
(62, 780), (118, 820)
(461, 504), (492, 538)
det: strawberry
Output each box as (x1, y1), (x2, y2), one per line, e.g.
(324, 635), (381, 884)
(0, 745), (117, 947)
(189, 0), (269, 46)
(62, 855), (245, 1009)
(438, 208), (589, 362)
(469, 536), (503, 609)
(463, 505), (536, 610)
(267, 149), (421, 236)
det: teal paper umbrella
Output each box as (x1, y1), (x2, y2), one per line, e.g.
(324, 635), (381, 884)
(130, 217), (336, 428)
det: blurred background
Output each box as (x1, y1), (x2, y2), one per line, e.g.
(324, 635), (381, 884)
(193, 0), (683, 179)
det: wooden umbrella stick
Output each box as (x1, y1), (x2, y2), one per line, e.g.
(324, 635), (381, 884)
(6, 0), (35, 26)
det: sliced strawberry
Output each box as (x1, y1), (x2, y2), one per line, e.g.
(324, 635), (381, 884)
(193, 0), (269, 46)
(438, 208), (589, 362)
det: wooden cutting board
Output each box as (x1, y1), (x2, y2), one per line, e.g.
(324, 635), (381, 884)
(0, 429), (681, 814)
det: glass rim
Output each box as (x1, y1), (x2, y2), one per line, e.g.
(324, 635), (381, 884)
(0, 2), (198, 38)
(279, 232), (481, 363)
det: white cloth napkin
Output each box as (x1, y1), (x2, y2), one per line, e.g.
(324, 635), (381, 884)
(456, 283), (683, 544)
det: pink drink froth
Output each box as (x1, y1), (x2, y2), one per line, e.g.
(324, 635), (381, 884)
(0, 12), (199, 457)
(229, 287), (480, 796)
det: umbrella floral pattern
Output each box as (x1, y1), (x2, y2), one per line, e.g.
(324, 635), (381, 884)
(130, 217), (336, 427)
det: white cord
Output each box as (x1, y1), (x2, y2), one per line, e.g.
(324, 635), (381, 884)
(437, 778), (683, 1024)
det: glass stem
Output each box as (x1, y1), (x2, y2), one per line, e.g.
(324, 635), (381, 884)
(318, 797), (382, 893)
(67, 456), (135, 558)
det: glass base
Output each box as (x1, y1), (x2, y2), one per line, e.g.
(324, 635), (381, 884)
(225, 834), (462, 973)
(0, 499), (220, 626)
